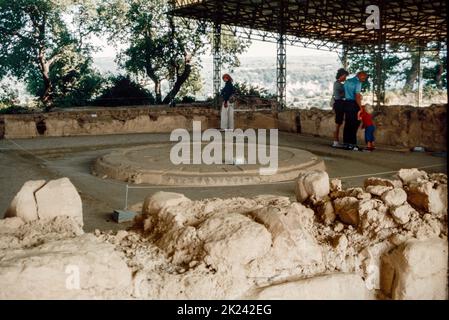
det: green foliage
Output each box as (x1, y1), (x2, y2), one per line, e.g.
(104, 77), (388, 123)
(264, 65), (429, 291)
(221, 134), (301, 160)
(347, 52), (402, 91)
(210, 27), (251, 70)
(423, 62), (447, 89)
(422, 47), (447, 89)
(177, 67), (203, 98)
(96, 0), (250, 103)
(233, 82), (275, 99)
(92, 75), (155, 106)
(0, 0), (98, 106)
(0, 82), (19, 109)
(175, 95), (196, 103)
(26, 56), (103, 107)
(347, 43), (447, 95)
(0, 105), (34, 114)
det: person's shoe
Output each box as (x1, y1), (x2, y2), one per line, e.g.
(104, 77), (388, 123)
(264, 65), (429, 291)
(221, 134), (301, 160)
(346, 144), (361, 151)
(332, 141), (340, 148)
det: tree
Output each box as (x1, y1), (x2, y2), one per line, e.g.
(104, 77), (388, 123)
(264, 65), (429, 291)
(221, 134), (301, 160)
(0, 82), (19, 109)
(0, 0), (98, 107)
(93, 75), (155, 106)
(347, 43), (447, 96)
(422, 43), (447, 90)
(26, 53), (104, 107)
(97, 0), (250, 104)
(234, 82), (275, 99)
(347, 50), (402, 101)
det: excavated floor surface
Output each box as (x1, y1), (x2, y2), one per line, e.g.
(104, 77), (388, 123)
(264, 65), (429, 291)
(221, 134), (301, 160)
(0, 132), (446, 232)
(93, 142), (324, 186)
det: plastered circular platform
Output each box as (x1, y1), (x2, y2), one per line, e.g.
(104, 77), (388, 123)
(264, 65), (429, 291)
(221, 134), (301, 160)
(93, 143), (325, 186)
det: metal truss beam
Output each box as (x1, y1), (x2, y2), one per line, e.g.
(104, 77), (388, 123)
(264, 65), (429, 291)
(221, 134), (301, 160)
(177, 15), (446, 55)
(171, 0), (447, 52)
(171, 0), (447, 108)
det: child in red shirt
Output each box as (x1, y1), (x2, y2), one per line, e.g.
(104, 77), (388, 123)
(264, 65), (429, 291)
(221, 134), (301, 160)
(358, 110), (376, 151)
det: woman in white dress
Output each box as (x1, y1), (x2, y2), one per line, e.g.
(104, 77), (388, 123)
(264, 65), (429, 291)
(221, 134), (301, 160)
(220, 73), (235, 131)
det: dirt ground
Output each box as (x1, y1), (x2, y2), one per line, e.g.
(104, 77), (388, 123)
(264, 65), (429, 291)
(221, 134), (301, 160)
(0, 132), (446, 232)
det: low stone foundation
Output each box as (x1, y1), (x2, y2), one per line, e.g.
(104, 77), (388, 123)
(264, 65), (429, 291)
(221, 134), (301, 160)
(0, 105), (278, 139)
(282, 104), (447, 151)
(0, 103), (446, 151)
(0, 106), (218, 139)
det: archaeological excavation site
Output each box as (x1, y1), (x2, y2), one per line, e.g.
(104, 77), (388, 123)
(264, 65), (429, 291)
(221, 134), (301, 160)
(0, 0), (447, 303)
(0, 105), (447, 300)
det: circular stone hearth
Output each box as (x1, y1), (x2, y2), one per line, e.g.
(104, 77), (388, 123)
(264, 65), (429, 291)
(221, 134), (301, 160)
(93, 143), (325, 186)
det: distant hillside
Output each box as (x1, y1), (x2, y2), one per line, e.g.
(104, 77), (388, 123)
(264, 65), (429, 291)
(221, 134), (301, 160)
(200, 54), (341, 108)
(92, 54), (341, 109)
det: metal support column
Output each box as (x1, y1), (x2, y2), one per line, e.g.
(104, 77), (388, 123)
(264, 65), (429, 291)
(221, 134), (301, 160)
(340, 44), (349, 70)
(277, 1), (287, 110)
(373, 4), (384, 108)
(374, 46), (384, 107)
(213, 22), (222, 109)
(168, 10), (176, 107)
(373, 3), (386, 107)
(277, 34), (287, 109)
(416, 44), (423, 107)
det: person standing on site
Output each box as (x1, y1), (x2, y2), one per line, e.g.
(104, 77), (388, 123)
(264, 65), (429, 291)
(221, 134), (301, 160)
(342, 71), (369, 151)
(358, 108), (376, 151)
(331, 68), (349, 148)
(220, 73), (235, 131)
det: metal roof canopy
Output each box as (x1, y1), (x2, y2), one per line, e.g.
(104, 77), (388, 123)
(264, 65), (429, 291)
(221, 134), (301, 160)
(171, 0), (447, 52)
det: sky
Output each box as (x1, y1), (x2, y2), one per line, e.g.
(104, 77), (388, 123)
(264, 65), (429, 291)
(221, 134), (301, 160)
(92, 34), (339, 60)
(91, 35), (119, 58)
(235, 40), (338, 58)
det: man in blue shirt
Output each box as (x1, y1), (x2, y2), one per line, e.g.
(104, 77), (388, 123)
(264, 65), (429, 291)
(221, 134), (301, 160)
(342, 71), (368, 150)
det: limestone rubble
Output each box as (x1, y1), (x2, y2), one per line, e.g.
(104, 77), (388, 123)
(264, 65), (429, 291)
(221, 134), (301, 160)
(4, 180), (46, 222)
(5, 177), (83, 227)
(0, 168), (447, 300)
(381, 238), (448, 300)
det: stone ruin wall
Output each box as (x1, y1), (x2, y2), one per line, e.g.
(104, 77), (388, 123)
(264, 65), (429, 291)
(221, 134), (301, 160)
(0, 105), (277, 139)
(0, 106), (219, 139)
(280, 104), (447, 151)
(0, 103), (446, 151)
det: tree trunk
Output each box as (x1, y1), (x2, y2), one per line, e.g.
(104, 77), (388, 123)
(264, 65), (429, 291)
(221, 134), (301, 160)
(403, 52), (419, 92)
(38, 50), (52, 107)
(144, 61), (162, 104)
(154, 81), (162, 104)
(435, 63), (443, 89)
(434, 47), (443, 89)
(162, 62), (192, 104)
(41, 68), (52, 104)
